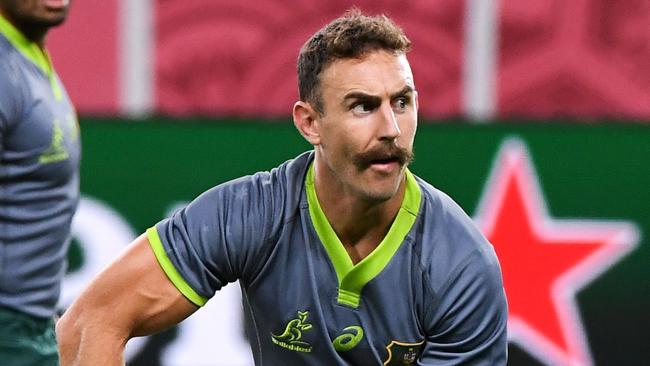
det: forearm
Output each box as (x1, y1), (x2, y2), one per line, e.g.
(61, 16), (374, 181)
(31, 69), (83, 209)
(56, 314), (127, 366)
(56, 234), (198, 365)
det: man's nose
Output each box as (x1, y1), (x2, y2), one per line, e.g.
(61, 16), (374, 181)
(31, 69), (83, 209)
(378, 103), (401, 141)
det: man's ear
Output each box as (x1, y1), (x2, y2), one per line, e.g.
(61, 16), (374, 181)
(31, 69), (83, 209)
(293, 101), (321, 146)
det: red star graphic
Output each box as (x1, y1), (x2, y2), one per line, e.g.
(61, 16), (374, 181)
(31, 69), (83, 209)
(473, 139), (639, 366)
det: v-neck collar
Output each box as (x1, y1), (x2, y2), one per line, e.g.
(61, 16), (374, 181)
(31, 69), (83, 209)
(305, 162), (422, 308)
(0, 13), (62, 100)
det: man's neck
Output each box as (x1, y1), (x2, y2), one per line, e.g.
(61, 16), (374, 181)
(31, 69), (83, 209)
(0, 10), (48, 47)
(18, 25), (47, 48)
(314, 164), (406, 264)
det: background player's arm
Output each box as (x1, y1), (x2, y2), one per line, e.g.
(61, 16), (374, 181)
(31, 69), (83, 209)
(56, 234), (199, 366)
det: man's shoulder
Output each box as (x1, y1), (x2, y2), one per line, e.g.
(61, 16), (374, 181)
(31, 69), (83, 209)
(0, 40), (28, 129)
(266, 150), (313, 184)
(0, 43), (19, 80)
(413, 174), (498, 281)
(0, 32), (10, 53)
(0, 36), (29, 92)
(0, 34), (20, 67)
(413, 175), (475, 232)
(194, 151), (312, 221)
(227, 151), (313, 193)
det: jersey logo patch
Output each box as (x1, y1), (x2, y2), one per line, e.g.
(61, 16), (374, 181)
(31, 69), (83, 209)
(333, 325), (364, 352)
(383, 340), (424, 365)
(271, 310), (313, 353)
(39, 118), (69, 164)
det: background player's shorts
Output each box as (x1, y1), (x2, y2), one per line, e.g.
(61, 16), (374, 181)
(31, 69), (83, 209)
(0, 306), (58, 366)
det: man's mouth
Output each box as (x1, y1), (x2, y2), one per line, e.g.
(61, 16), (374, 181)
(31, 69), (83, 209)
(370, 156), (400, 165)
(43, 0), (69, 11)
(354, 145), (413, 171)
(367, 157), (401, 173)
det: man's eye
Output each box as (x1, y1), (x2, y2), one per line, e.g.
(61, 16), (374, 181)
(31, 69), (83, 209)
(352, 103), (373, 113)
(393, 97), (407, 110)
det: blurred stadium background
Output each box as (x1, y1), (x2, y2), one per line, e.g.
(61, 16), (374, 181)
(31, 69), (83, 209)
(48, 1), (648, 365)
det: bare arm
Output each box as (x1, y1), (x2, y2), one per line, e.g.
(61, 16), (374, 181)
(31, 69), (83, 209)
(56, 233), (199, 365)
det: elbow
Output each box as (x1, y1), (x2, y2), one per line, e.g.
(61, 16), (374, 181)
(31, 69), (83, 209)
(56, 309), (82, 364)
(55, 312), (75, 338)
(56, 309), (76, 343)
(56, 305), (129, 365)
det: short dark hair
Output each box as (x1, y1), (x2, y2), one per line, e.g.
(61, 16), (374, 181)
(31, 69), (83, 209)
(297, 9), (412, 114)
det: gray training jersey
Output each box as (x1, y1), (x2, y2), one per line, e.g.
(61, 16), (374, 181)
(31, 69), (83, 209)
(0, 16), (80, 318)
(150, 152), (507, 365)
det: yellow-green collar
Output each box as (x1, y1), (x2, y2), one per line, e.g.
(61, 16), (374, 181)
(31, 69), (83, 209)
(0, 12), (62, 100)
(306, 163), (422, 308)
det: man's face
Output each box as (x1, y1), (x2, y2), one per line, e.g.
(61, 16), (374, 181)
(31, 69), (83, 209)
(0, 0), (70, 29)
(315, 50), (418, 203)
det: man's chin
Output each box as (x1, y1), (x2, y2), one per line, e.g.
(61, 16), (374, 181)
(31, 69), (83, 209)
(357, 177), (404, 204)
(38, 15), (67, 28)
(20, 11), (69, 30)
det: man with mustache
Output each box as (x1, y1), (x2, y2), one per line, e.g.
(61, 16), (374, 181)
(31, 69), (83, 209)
(0, 0), (79, 365)
(58, 10), (507, 365)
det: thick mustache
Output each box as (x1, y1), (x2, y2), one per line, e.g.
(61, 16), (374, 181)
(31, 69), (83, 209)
(353, 144), (413, 170)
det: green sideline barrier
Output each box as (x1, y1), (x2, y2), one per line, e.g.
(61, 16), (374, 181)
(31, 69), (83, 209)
(73, 119), (649, 365)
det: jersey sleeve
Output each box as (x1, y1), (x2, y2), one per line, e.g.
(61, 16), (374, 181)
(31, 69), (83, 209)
(148, 170), (287, 307)
(418, 189), (508, 365)
(420, 248), (508, 365)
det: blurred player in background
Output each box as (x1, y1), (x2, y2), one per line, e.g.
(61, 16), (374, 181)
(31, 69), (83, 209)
(58, 9), (506, 365)
(0, 0), (79, 365)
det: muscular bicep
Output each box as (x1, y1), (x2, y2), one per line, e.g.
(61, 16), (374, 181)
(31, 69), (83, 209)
(64, 234), (198, 339)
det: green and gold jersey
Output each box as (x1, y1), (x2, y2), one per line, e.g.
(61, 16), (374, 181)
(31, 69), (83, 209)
(150, 152), (507, 365)
(0, 14), (80, 318)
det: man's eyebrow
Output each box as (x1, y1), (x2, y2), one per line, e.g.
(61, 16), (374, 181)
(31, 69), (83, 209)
(342, 85), (414, 103)
(342, 92), (381, 104)
(390, 85), (414, 99)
